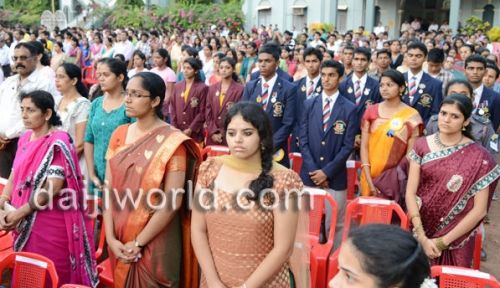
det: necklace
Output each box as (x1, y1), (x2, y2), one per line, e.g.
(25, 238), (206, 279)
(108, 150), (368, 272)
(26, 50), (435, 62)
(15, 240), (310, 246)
(433, 133), (463, 149)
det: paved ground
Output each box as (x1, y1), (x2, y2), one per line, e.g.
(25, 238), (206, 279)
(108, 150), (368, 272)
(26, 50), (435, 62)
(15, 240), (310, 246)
(482, 196), (499, 277)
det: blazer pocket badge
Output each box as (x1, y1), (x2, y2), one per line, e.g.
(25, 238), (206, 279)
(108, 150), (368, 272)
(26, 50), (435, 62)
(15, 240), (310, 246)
(273, 101), (284, 117)
(190, 97), (200, 108)
(418, 94), (432, 108)
(333, 120), (346, 134)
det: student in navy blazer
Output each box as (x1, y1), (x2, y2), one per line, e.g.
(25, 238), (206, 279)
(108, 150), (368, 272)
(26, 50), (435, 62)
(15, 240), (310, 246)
(291, 47), (323, 152)
(464, 54), (500, 131)
(339, 47), (382, 147)
(250, 66), (293, 82)
(300, 60), (357, 244)
(242, 42), (297, 167)
(402, 42), (443, 124)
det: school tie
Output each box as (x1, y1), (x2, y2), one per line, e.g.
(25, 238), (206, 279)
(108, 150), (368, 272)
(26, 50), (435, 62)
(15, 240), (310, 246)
(261, 82), (270, 110)
(409, 76), (417, 104)
(354, 80), (362, 105)
(322, 97), (331, 132)
(307, 80), (314, 98)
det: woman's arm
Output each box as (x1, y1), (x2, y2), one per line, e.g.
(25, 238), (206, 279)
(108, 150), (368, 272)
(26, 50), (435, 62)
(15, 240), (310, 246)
(441, 187), (489, 247)
(0, 173), (14, 209)
(360, 120), (376, 194)
(406, 124), (420, 154)
(84, 142), (102, 190)
(191, 184), (225, 288)
(74, 121), (87, 156)
(241, 201), (299, 288)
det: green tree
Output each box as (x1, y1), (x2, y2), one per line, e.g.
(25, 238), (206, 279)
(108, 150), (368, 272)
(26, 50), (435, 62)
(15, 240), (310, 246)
(4, 0), (53, 26)
(116, 0), (144, 7)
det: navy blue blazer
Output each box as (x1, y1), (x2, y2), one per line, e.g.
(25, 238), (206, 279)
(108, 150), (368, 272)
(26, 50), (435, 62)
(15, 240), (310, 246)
(242, 76), (297, 166)
(250, 67), (293, 82)
(299, 94), (357, 190)
(290, 76), (323, 152)
(403, 72), (443, 124)
(477, 86), (500, 131)
(338, 75), (382, 132)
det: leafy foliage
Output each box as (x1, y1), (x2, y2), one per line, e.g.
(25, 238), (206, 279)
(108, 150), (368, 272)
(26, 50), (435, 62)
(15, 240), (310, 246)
(460, 16), (491, 36)
(2, 0), (52, 26)
(487, 27), (500, 42)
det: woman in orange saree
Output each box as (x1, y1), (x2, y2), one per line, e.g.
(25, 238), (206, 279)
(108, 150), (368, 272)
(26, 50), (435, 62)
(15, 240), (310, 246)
(360, 70), (423, 197)
(104, 72), (201, 287)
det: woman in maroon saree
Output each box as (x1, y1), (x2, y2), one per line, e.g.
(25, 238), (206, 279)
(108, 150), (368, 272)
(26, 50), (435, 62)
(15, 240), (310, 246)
(406, 94), (499, 267)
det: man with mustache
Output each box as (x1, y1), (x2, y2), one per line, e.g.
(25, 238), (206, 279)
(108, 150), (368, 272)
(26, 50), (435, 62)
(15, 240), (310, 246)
(0, 42), (57, 178)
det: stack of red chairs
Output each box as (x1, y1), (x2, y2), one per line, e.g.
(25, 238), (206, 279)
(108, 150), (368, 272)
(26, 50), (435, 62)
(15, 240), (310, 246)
(82, 66), (98, 88)
(0, 251), (59, 287)
(289, 152), (303, 174)
(345, 160), (361, 201)
(431, 265), (500, 287)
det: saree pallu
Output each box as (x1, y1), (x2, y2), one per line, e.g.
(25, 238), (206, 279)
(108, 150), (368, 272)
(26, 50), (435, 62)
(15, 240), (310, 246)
(409, 139), (500, 267)
(11, 130), (98, 287)
(106, 124), (201, 288)
(360, 104), (422, 196)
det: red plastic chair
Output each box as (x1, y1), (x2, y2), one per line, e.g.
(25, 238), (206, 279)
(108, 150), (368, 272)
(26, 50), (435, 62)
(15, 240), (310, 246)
(346, 160), (361, 200)
(289, 152), (303, 174)
(60, 285), (92, 288)
(95, 218), (113, 287)
(0, 177), (7, 193)
(201, 145), (230, 159)
(327, 197), (409, 280)
(0, 231), (13, 262)
(472, 227), (482, 270)
(82, 66), (98, 88)
(305, 187), (338, 288)
(431, 265), (500, 288)
(0, 251), (59, 288)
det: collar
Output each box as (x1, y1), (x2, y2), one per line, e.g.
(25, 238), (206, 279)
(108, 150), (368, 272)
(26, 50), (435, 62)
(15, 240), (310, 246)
(408, 69), (424, 83)
(260, 73), (278, 92)
(306, 74), (321, 86)
(351, 73), (368, 86)
(322, 90), (340, 106)
(473, 84), (484, 102)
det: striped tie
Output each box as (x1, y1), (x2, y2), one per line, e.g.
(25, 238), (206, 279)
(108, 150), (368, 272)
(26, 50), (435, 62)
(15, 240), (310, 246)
(354, 80), (362, 105)
(307, 80), (314, 98)
(409, 76), (417, 104)
(322, 98), (331, 132)
(261, 82), (270, 110)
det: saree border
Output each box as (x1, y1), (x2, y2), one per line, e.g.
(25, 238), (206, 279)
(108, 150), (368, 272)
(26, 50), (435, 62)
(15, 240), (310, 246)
(436, 165), (500, 232)
(419, 142), (473, 165)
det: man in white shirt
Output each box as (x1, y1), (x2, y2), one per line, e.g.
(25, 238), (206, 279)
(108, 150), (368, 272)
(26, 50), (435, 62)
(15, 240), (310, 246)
(0, 39), (10, 78)
(0, 42), (58, 178)
(114, 31), (135, 62)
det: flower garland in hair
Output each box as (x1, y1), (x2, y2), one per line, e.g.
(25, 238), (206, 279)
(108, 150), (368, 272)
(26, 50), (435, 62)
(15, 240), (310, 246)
(420, 278), (438, 288)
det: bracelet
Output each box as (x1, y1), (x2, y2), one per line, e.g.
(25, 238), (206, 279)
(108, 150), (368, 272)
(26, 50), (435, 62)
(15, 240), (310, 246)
(435, 237), (448, 251)
(361, 163), (371, 168)
(134, 238), (144, 249)
(0, 194), (11, 202)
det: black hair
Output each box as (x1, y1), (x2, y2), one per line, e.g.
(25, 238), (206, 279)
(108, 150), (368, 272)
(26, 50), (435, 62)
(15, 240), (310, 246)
(380, 69), (407, 95)
(214, 52), (226, 61)
(444, 79), (474, 97)
(303, 47), (323, 62)
(226, 48), (238, 61)
(486, 60), (500, 79)
(461, 44), (475, 54)
(29, 41), (50, 66)
(59, 63), (89, 98)
(155, 48), (172, 68)
(219, 57), (239, 82)
(464, 54), (487, 69)
(94, 33), (102, 43)
(343, 44), (355, 53)
(132, 50), (146, 62)
(348, 224), (430, 288)
(70, 35), (79, 46)
(407, 42), (428, 56)
(182, 46), (199, 58)
(440, 94), (475, 140)
(324, 50), (335, 59)
(427, 48), (445, 63)
(183, 57), (203, 82)
(320, 60), (345, 77)
(130, 72), (166, 119)
(14, 42), (38, 56)
(376, 48), (391, 58)
(247, 42), (258, 50)
(258, 42), (281, 61)
(113, 53), (125, 62)
(354, 47), (372, 61)
(100, 58), (128, 89)
(20, 90), (62, 127)
(224, 102), (274, 201)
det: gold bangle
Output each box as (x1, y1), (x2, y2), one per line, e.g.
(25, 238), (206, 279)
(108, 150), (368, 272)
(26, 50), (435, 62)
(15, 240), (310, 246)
(361, 163), (371, 168)
(436, 237), (448, 251)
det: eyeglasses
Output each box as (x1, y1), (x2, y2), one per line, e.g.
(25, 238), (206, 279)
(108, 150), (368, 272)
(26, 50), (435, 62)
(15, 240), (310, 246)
(124, 90), (151, 99)
(12, 55), (34, 62)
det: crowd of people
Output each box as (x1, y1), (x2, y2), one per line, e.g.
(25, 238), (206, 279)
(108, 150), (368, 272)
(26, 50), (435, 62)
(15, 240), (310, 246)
(0, 21), (499, 287)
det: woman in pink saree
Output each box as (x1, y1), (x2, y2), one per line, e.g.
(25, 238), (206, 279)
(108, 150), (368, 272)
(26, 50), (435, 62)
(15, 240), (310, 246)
(406, 94), (499, 268)
(0, 90), (98, 287)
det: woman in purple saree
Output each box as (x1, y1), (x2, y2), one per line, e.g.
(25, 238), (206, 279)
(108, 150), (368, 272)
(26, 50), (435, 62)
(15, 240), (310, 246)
(0, 90), (98, 287)
(406, 94), (499, 268)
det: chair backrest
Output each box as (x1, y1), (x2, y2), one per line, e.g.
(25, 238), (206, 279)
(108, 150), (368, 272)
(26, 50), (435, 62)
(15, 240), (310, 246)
(201, 145), (230, 159)
(346, 160), (361, 200)
(0, 177), (7, 194)
(0, 251), (59, 288)
(342, 197), (408, 241)
(82, 66), (98, 87)
(472, 228), (482, 270)
(305, 188), (338, 243)
(0, 231), (13, 252)
(60, 285), (91, 288)
(431, 266), (500, 288)
(289, 152), (303, 175)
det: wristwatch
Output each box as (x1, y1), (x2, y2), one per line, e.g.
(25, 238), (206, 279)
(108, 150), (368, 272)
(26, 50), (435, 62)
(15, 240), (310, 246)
(134, 239), (144, 249)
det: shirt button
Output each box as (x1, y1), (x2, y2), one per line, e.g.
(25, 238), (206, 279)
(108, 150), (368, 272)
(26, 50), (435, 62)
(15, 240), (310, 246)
(321, 141), (326, 146)
(183, 112), (186, 115)
(182, 121), (186, 125)
(320, 156), (324, 161)
(218, 117), (221, 120)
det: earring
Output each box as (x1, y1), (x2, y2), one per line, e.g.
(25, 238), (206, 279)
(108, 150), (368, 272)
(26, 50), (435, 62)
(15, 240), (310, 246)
(261, 144), (265, 151)
(462, 126), (466, 131)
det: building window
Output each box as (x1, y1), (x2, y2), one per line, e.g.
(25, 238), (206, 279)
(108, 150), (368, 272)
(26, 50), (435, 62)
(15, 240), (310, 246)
(292, 1), (307, 32)
(257, 0), (272, 27)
